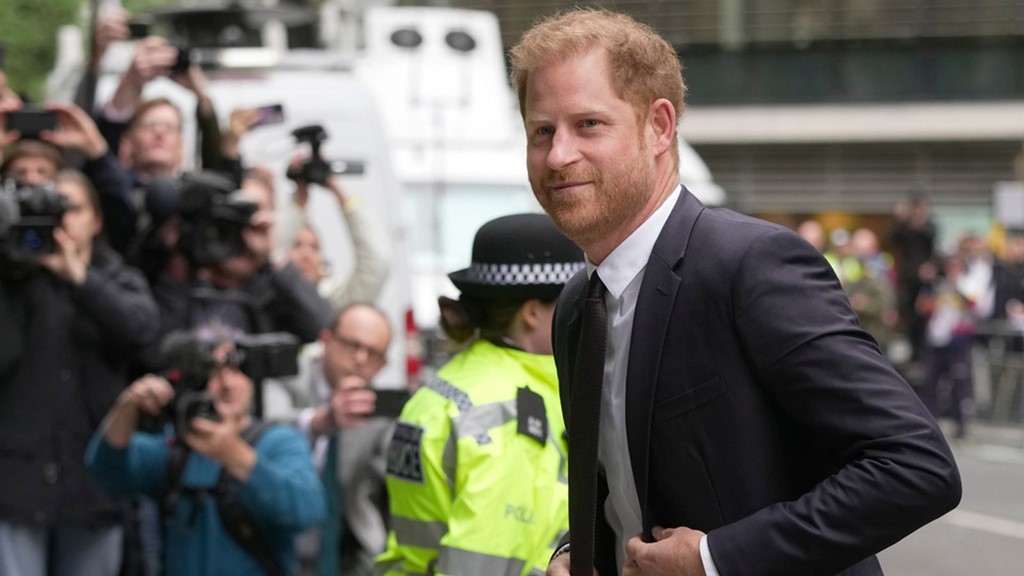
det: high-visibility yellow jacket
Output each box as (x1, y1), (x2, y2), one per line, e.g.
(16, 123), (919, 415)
(376, 339), (569, 576)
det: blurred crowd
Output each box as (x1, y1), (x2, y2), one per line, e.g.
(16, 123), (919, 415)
(796, 195), (1024, 439)
(0, 9), (399, 576)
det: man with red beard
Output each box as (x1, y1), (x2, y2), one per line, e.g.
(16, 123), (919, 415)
(510, 8), (961, 576)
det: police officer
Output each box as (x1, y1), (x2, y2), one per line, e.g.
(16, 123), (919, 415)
(376, 213), (584, 576)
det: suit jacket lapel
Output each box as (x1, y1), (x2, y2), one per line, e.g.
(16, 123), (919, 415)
(555, 271), (587, 427)
(625, 187), (704, 536)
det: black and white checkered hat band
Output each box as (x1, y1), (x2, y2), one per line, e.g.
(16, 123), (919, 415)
(465, 261), (585, 286)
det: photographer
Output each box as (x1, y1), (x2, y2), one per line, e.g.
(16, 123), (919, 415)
(0, 170), (159, 575)
(264, 303), (390, 576)
(278, 129), (392, 311)
(144, 170), (331, 353)
(86, 335), (326, 576)
(0, 101), (137, 253)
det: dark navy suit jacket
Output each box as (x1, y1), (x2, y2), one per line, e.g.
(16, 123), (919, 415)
(553, 188), (962, 575)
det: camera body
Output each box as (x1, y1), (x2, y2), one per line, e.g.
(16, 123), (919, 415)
(158, 330), (301, 436)
(145, 171), (258, 267)
(286, 124), (331, 186)
(0, 178), (68, 263)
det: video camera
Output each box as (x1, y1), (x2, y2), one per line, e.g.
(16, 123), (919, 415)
(157, 330), (301, 436)
(0, 178), (68, 263)
(145, 171), (257, 267)
(286, 124), (365, 186)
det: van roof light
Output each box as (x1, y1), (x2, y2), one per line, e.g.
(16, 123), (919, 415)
(391, 28), (422, 49)
(445, 30), (476, 53)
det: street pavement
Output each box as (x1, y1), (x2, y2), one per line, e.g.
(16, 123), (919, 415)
(879, 421), (1024, 574)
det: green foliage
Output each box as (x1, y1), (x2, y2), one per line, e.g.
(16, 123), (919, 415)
(123, 0), (180, 12)
(0, 0), (180, 102)
(0, 0), (80, 101)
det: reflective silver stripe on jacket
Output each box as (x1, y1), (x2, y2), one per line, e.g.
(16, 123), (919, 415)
(437, 546), (527, 576)
(390, 514), (448, 550)
(452, 399), (517, 445)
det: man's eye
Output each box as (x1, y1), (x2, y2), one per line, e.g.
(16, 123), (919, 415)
(536, 126), (554, 137)
(581, 119), (601, 128)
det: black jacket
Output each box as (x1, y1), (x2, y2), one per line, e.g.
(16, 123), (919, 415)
(554, 189), (961, 575)
(0, 248), (159, 527)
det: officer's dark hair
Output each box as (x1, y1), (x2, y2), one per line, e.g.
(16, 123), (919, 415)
(438, 294), (556, 345)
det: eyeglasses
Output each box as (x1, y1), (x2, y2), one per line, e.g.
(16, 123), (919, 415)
(331, 333), (387, 364)
(135, 119), (181, 133)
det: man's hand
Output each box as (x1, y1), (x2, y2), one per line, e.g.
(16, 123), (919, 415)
(118, 374), (176, 416)
(329, 376), (376, 429)
(111, 36), (176, 112)
(0, 71), (22, 110)
(221, 107), (260, 160)
(127, 36), (178, 86)
(185, 412), (257, 481)
(41, 102), (109, 160)
(36, 228), (89, 286)
(92, 9), (130, 67)
(622, 526), (706, 576)
(104, 374), (175, 448)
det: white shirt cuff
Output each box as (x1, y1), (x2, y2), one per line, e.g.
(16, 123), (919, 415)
(700, 534), (720, 576)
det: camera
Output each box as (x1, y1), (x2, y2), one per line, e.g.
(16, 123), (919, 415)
(0, 178), (68, 263)
(286, 125), (365, 186)
(145, 171), (258, 266)
(158, 330), (301, 435)
(5, 107), (58, 139)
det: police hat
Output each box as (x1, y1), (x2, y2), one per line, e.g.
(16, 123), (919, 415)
(448, 213), (585, 301)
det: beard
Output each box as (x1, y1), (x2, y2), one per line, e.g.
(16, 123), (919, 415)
(532, 142), (654, 249)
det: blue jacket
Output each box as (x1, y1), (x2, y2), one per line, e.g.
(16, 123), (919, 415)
(86, 423), (325, 576)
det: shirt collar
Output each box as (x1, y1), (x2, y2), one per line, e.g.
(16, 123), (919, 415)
(587, 186), (681, 299)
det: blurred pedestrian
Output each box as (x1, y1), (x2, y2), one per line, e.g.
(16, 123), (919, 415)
(0, 169), (159, 576)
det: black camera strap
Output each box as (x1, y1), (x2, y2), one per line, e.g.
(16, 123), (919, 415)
(214, 420), (284, 576)
(161, 421), (285, 576)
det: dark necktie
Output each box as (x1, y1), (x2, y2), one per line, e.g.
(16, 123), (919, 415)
(569, 272), (608, 576)
(319, 434), (340, 576)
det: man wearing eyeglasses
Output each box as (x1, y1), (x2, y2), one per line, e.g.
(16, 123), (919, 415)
(265, 302), (392, 576)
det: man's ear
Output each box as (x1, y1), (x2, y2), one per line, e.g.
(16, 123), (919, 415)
(647, 98), (676, 158)
(318, 328), (332, 346)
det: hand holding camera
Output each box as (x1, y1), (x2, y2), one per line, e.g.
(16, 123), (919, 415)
(182, 408), (253, 474)
(35, 227), (88, 285)
(125, 36), (178, 88)
(39, 103), (109, 160)
(330, 376), (377, 428)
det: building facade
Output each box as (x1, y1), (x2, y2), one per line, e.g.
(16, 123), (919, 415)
(412, 0), (1024, 247)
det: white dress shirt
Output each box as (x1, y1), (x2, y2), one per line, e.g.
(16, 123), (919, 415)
(588, 186), (719, 575)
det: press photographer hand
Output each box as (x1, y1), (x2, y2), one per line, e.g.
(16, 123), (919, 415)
(35, 228), (88, 285)
(41, 102), (109, 160)
(184, 404), (257, 481)
(104, 375), (176, 448)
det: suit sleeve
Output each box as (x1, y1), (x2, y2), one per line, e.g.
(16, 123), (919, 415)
(706, 228), (961, 574)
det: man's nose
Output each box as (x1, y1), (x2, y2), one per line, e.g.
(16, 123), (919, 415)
(546, 131), (581, 171)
